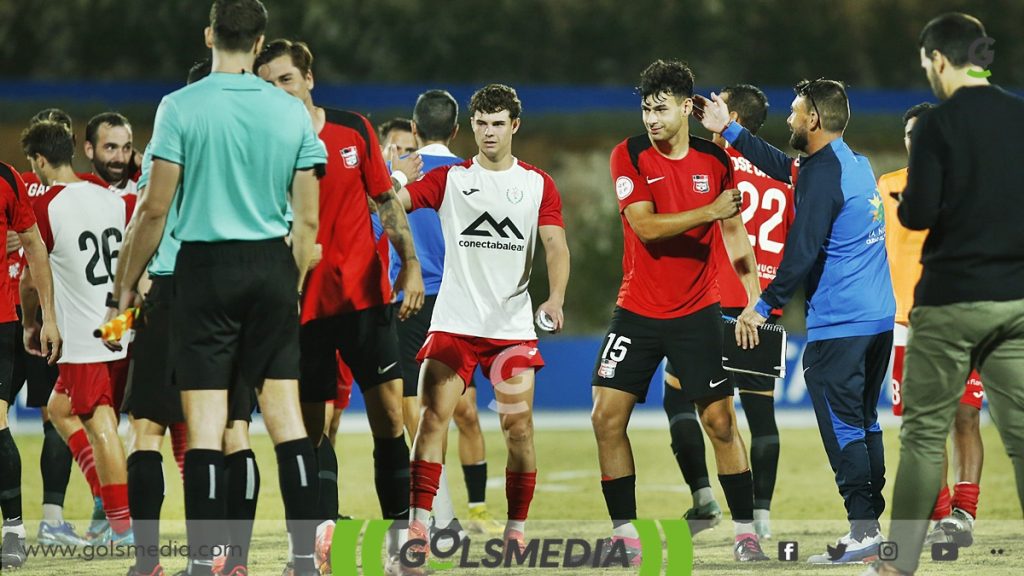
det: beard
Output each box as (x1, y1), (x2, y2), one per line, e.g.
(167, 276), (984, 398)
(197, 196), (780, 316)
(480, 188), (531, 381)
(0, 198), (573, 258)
(927, 66), (948, 100)
(789, 127), (808, 153)
(95, 161), (126, 184)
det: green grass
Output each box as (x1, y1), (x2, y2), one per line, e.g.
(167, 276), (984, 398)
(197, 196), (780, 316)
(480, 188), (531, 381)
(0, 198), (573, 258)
(9, 422), (1024, 575)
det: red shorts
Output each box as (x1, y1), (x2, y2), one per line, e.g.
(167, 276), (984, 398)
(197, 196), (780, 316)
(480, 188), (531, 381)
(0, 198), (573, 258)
(54, 357), (131, 416)
(416, 331), (544, 390)
(891, 345), (985, 415)
(333, 352), (354, 410)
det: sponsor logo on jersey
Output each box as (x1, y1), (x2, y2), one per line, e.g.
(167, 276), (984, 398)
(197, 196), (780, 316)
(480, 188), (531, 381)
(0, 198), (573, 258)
(340, 146), (360, 168)
(692, 174), (710, 194)
(598, 359), (617, 378)
(27, 183), (49, 197)
(870, 192), (884, 223)
(459, 211), (525, 252)
(615, 176), (633, 200)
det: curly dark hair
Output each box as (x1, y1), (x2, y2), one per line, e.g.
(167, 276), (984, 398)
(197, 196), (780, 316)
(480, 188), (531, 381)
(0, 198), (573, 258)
(638, 59), (695, 100)
(22, 121), (75, 167)
(469, 84), (522, 120)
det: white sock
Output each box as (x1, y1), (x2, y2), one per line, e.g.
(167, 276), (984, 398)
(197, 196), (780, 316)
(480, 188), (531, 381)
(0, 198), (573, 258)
(412, 506), (431, 526)
(433, 465), (456, 529)
(612, 522), (639, 539)
(734, 521), (755, 537)
(1, 521), (26, 538)
(753, 509), (770, 522)
(42, 504), (64, 526)
(506, 520), (526, 534)
(693, 487), (715, 507)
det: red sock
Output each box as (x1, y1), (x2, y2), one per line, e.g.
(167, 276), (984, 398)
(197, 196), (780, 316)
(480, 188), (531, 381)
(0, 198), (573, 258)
(506, 469), (537, 522)
(100, 483), (131, 534)
(68, 429), (102, 498)
(170, 422), (187, 481)
(953, 482), (980, 518)
(931, 485), (952, 521)
(410, 460), (443, 512)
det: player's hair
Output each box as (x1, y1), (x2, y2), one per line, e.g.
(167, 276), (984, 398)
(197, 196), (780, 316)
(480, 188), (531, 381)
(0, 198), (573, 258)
(21, 121), (74, 168)
(85, 112), (131, 146)
(794, 78), (849, 133)
(209, 0), (268, 53)
(188, 58), (212, 84)
(255, 39), (314, 77)
(638, 59), (695, 100)
(721, 84), (769, 135)
(469, 84), (522, 120)
(414, 90), (459, 143)
(902, 102), (935, 126)
(378, 118), (413, 144)
(919, 13), (988, 68)
(30, 108), (72, 130)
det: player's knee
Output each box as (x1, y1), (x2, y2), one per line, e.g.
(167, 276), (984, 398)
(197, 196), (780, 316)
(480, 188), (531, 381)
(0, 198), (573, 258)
(502, 414), (533, 446)
(591, 406), (626, 438)
(700, 409), (735, 444)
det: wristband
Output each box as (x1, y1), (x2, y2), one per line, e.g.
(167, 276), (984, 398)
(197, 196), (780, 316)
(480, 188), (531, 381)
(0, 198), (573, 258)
(106, 292), (120, 309)
(391, 170), (409, 188)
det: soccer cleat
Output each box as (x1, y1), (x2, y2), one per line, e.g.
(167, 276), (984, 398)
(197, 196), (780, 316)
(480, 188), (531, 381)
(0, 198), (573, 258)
(597, 535), (643, 567)
(315, 520), (335, 574)
(111, 527), (135, 546)
(860, 560), (912, 576)
(86, 496), (109, 540)
(220, 567), (248, 576)
(807, 531), (882, 564)
(127, 565), (166, 576)
(924, 520), (952, 546)
(683, 500), (722, 536)
(278, 563), (319, 576)
(429, 517), (467, 551)
(37, 521), (90, 546)
(502, 528), (527, 556)
(466, 505), (504, 536)
(734, 534), (770, 561)
(936, 507), (975, 548)
(1, 532), (27, 569)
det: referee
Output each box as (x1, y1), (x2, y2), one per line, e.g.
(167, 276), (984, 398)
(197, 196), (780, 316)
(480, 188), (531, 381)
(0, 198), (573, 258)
(111, 2), (326, 576)
(869, 13), (1024, 576)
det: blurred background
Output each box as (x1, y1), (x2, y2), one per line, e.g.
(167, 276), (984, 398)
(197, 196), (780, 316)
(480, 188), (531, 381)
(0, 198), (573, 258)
(1, 0), (1020, 415)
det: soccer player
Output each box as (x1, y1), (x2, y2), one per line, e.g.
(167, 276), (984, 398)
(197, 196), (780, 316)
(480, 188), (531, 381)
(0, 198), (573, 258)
(868, 13), (1024, 576)
(255, 39), (424, 558)
(21, 120), (136, 549)
(110, 2), (327, 574)
(592, 59), (767, 563)
(665, 83), (793, 540)
(880, 102), (983, 550)
(0, 161), (61, 570)
(379, 118), (419, 160)
(396, 83), (569, 572)
(700, 77), (895, 563)
(84, 112), (141, 195)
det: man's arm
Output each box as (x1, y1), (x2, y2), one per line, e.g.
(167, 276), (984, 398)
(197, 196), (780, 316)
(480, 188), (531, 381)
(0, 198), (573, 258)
(19, 265), (42, 357)
(290, 168), (320, 291)
(697, 94), (795, 183)
(536, 225), (570, 333)
(18, 224), (61, 362)
(721, 215), (762, 348)
(374, 182), (424, 320)
(624, 190), (742, 243)
(899, 113), (943, 230)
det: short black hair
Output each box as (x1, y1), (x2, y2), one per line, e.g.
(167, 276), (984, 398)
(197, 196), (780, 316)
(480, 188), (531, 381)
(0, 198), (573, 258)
(187, 59), (212, 84)
(638, 59), (695, 100)
(469, 84), (522, 120)
(209, 0), (268, 53)
(794, 78), (850, 133)
(85, 112), (131, 146)
(413, 90), (459, 143)
(903, 102), (935, 126)
(21, 121), (74, 168)
(919, 13), (988, 67)
(378, 118), (413, 143)
(30, 108), (72, 130)
(721, 84), (769, 135)
(255, 38), (314, 77)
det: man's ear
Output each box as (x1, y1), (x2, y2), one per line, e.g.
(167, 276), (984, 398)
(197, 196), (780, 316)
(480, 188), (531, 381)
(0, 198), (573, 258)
(680, 97), (694, 117)
(84, 140), (95, 161)
(729, 110), (739, 123)
(511, 117), (521, 134)
(307, 70), (315, 91)
(253, 34), (265, 56)
(204, 27), (214, 49)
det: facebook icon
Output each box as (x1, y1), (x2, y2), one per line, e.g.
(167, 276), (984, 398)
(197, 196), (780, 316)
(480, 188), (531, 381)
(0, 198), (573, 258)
(779, 541), (799, 561)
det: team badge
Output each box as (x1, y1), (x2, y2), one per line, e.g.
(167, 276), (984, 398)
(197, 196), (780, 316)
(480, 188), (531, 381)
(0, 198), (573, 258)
(615, 176), (634, 200)
(506, 187), (524, 204)
(692, 174), (710, 194)
(340, 146), (360, 168)
(598, 359), (617, 379)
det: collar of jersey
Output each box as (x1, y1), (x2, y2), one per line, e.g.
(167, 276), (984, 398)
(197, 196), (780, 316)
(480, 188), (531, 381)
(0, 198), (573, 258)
(417, 143), (457, 157)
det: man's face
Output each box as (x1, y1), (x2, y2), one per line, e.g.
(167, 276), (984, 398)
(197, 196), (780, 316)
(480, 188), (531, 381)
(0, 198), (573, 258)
(258, 55), (312, 105)
(904, 117), (918, 156)
(383, 129), (417, 157)
(86, 123), (132, 184)
(641, 92), (690, 142)
(787, 96), (813, 153)
(921, 47), (948, 101)
(711, 92), (732, 148)
(471, 110), (518, 160)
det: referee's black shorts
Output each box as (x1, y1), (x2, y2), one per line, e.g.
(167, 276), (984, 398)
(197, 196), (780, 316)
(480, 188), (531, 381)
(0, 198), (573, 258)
(123, 275), (183, 424)
(174, 239), (301, 399)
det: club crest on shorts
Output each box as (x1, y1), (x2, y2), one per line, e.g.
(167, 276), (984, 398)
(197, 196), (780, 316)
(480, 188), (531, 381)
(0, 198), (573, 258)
(598, 359), (617, 378)
(506, 187), (524, 204)
(692, 174), (710, 194)
(340, 146), (360, 168)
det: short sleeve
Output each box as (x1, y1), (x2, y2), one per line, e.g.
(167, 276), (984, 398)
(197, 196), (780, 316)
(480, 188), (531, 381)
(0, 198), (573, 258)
(149, 96), (185, 165)
(538, 172), (564, 227)
(295, 105), (328, 171)
(720, 152), (735, 191)
(137, 145), (154, 191)
(362, 116), (396, 199)
(32, 186), (60, 252)
(406, 165), (451, 211)
(2, 165), (37, 233)
(610, 144), (653, 212)
(123, 193), (138, 223)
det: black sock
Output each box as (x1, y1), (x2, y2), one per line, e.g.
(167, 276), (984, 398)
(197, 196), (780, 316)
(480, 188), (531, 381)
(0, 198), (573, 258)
(41, 421), (72, 508)
(316, 435), (338, 522)
(0, 428), (22, 524)
(372, 434), (410, 521)
(663, 383), (711, 492)
(600, 475), (636, 528)
(740, 393), (780, 511)
(184, 449), (225, 576)
(463, 462), (488, 505)
(128, 450), (164, 574)
(276, 438), (318, 573)
(224, 449), (260, 571)
(719, 470), (755, 524)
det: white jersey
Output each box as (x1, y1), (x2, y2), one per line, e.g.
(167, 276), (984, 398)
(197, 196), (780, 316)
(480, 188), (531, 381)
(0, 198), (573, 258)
(35, 181), (133, 363)
(406, 157), (563, 340)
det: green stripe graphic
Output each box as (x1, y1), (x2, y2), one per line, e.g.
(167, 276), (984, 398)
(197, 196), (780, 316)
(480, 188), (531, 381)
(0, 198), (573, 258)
(361, 520), (393, 576)
(332, 519), (366, 576)
(633, 519), (663, 576)
(659, 519), (694, 575)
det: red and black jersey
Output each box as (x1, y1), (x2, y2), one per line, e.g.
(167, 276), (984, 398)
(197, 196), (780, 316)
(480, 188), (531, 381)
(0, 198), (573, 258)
(0, 163), (39, 322)
(301, 108), (394, 323)
(611, 134), (733, 319)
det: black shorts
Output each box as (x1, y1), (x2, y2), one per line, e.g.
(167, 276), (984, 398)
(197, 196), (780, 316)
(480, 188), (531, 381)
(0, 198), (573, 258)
(592, 304), (732, 403)
(123, 275), (184, 424)
(0, 322), (17, 406)
(396, 295), (476, 398)
(11, 307), (60, 408)
(664, 307), (778, 394)
(300, 304), (401, 403)
(174, 239), (301, 402)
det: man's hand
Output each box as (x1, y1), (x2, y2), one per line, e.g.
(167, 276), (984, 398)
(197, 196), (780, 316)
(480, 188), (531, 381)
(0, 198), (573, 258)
(39, 321), (62, 364)
(536, 299), (565, 334)
(23, 321), (42, 357)
(309, 242), (323, 270)
(100, 307), (124, 352)
(736, 306), (765, 350)
(6, 231), (20, 254)
(694, 93), (733, 134)
(708, 189), (743, 221)
(395, 260), (424, 321)
(389, 146), (423, 183)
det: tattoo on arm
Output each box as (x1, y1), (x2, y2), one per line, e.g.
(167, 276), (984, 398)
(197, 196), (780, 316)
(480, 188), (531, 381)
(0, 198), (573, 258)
(376, 192), (418, 262)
